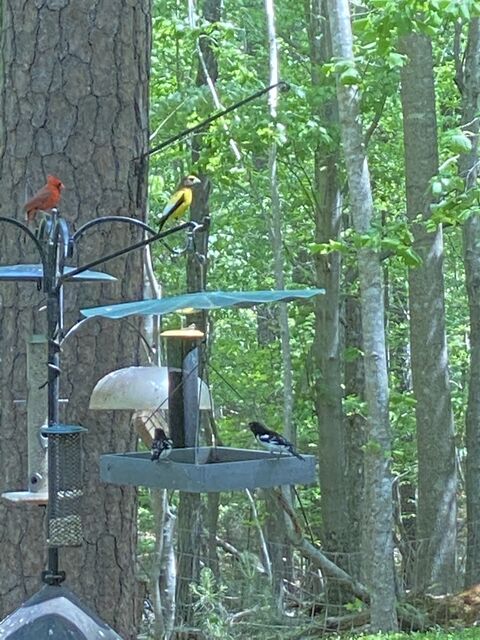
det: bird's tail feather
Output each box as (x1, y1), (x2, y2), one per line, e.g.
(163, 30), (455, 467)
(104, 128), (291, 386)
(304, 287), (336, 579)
(289, 446), (305, 461)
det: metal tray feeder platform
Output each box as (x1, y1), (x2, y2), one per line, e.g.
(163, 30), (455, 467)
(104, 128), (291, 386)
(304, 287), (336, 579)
(100, 447), (316, 493)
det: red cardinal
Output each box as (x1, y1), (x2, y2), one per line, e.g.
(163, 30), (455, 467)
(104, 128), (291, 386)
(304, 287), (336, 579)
(24, 175), (64, 223)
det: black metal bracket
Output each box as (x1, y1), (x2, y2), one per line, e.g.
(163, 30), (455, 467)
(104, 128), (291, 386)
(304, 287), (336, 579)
(41, 569), (66, 586)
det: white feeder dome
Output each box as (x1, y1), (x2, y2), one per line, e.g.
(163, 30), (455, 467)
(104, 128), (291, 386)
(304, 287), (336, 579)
(89, 366), (212, 411)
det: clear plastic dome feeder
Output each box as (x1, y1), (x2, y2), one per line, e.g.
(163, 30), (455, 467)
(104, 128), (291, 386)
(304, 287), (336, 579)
(89, 365), (212, 411)
(41, 424), (87, 547)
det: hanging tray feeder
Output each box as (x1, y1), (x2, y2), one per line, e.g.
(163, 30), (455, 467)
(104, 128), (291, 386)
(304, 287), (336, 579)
(101, 447), (316, 493)
(82, 289), (323, 493)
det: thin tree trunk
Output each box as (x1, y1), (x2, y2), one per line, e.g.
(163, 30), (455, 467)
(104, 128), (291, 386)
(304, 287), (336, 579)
(399, 31), (457, 594)
(263, 0), (294, 614)
(343, 280), (367, 580)
(307, 0), (349, 562)
(459, 17), (480, 588)
(0, 3), (150, 637)
(151, 490), (169, 639)
(264, 0), (294, 442)
(245, 489), (273, 582)
(143, 253), (176, 637)
(327, 0), (397, 629)
(174, 0), (218, 628)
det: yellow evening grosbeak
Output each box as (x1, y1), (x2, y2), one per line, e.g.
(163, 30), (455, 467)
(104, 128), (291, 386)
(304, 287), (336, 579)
(158, 174), (201, 229)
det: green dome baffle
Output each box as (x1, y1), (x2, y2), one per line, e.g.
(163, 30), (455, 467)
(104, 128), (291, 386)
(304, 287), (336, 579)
(80, 288), (325, 319)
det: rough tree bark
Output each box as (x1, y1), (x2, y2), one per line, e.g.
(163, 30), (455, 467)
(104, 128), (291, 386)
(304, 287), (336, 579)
(458, 17), (480, 588)
(399, 31), (457, 594)
(0, 2), (151, 637)
(327, 0), (397, 629)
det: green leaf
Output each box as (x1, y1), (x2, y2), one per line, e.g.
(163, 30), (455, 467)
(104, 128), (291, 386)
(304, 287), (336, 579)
(381, 238), (400, 251)
(387, 52), (407, 69)
(400, 247), (423, 267)
(353, 17), (370, 33)
(340, 68), (361, 85)
(450, 132), (472, 153)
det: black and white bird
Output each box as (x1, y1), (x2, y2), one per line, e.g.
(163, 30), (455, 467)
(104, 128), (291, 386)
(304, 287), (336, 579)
(151, 427), (173, 462)
(248, 421), (304, 460)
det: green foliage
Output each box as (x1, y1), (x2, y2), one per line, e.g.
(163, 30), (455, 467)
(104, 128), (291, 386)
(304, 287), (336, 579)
(191, 568), (233, 640)
(311, 221), (422, 267)
(140, 1), (480, 632)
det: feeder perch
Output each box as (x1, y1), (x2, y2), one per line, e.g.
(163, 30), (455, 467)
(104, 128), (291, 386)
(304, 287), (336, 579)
(160, 325), (204, 338)
(101, 447), (316, 493)
(0, 584), (122, 639)
(41, 424), (87, 547)
(89, 365), (212, 411)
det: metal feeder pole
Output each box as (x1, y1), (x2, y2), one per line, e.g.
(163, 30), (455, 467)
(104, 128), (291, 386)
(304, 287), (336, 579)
(43, 216), (66, 585)
(26, 335), (48, 496)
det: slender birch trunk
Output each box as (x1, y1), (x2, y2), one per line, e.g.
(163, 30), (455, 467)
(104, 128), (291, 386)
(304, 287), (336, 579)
(327, 0), (397, 629)
(262, 0), (294, 614)
(264, 0), (295, 443)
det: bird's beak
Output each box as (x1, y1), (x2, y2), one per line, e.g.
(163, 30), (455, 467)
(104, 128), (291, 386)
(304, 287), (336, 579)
(192, 176), (201, 184)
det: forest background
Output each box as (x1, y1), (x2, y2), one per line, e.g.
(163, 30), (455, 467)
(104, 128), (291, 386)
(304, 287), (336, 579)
(2, 0), (480, 638)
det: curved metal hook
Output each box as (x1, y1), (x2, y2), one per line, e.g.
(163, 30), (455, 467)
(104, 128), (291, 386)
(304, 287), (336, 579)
(60, 316), (92, 346)
(73, 216), (157, 244)
(0, 216), (46, 265)
(56, 217), (72, 259)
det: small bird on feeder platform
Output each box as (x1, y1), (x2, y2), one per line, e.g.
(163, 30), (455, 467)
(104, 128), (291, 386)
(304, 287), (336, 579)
(24, 175), (64, 224)
(151, 427), (173, 462)
(158, 175), (201, 229)
(249, 421), (304, 460)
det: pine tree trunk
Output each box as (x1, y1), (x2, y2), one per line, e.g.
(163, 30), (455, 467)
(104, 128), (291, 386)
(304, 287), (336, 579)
(327, 0), (397, 629)
(459, 17), (480, 588)
(399, 31), (457, 594)
(0, 2), (150, 637)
